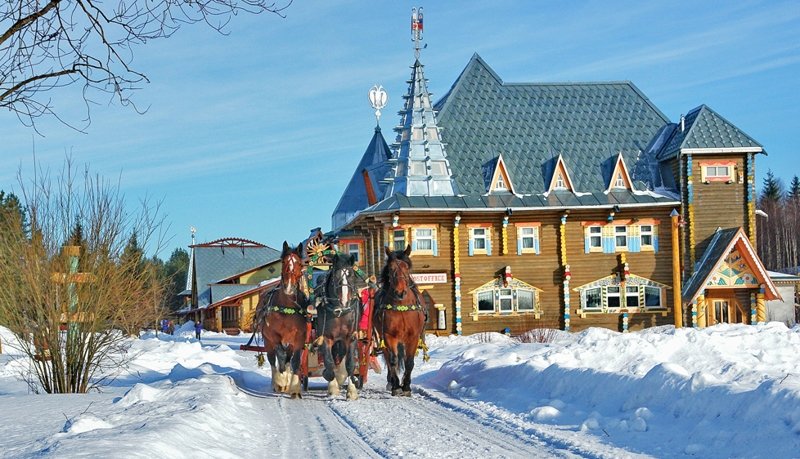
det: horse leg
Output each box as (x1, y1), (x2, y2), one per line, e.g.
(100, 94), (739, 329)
(288, 347), (303, 399)
(345, 339), (358, 401)
(321, 339), (336, 382)
(266, 348), (283, 393)
(385, 341), (402, 396)
(277, 345), (294, 393)
(401, 338), (415, 396)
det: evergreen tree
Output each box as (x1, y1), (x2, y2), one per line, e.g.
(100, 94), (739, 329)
(760, 170), (784, 203)
(788, 176), (800, 200)
(121, 232), (145, 273)
(0, 190), (27, 237)
(160, 248), (190, 311)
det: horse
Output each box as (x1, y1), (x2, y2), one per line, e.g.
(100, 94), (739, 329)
(315, 253), (361, 400)
(374, 245), (427, 396)
(258, 241), (308, 398)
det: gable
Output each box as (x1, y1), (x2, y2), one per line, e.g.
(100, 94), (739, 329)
(467, 276), (542, 294)
(683, 228), (780, 303)
(606, 153), (633, 191)
(482, 155), (516, 194)
(547, 155), (575, 192)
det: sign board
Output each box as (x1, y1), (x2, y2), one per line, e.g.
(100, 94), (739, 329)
(411, 273), (447, 284)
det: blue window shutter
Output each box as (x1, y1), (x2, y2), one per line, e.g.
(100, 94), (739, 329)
(487, 237), (492, 256)
(468, 238), (474, 256)
(534, 236), (540, 255)
(653, 235), (659, 253)
(517, 238), (522, 256)
(603, 235), (614, 254)
(411, 238), (418, 251)
(432, 238), (438, 256)
(584, 235), (591, 253)
(630, 235), (641, 253)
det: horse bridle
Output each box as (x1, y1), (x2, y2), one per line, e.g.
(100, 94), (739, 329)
(321, 266), (359, 318)
(281, 252), (304, 296)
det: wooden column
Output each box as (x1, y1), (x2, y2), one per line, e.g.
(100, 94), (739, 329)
(697, 293), (707, 328)
(671, 210), (683, 328)
(756, 285), (766, 324)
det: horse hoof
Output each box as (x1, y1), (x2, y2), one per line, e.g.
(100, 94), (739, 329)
(402, 390), (412, 397)
(291, 392), (302, 400)
(391, 388), (403, 396)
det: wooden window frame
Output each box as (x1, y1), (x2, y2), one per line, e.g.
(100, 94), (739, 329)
(588, 225), (602, 252)
(516, 223), (540, 255)
(411, 226), (438, 256)
(700, 161), (736, 183)
(614, 226), (628, 251)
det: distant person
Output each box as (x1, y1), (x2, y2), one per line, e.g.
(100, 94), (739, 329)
(161, 319), (169, 334)
(167, 320), (175, 335)
(195, 320), (203, 340)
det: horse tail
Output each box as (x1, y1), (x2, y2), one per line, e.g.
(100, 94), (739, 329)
(332, 339), (347, 366)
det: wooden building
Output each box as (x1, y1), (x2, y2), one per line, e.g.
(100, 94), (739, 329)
(331, 47), (780, 335)
(178, 238), (281, 333)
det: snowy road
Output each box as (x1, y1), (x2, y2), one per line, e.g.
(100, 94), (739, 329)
(235, 375), (644, 458)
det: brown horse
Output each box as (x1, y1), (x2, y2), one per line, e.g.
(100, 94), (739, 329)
(316, 253), (361, 400)
(374, 245), (426, 396)
(258, 241), (307, 398)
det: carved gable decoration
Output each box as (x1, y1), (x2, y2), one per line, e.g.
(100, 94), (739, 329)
(482, 154), (516, 194)
(547, 155), (575, 192)
(468, 276), (543, 295)
(607, 153), (634, 191)
(706, 248), (759, 287)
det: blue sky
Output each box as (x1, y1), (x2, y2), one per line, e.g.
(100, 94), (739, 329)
(3, 1), (799, 257)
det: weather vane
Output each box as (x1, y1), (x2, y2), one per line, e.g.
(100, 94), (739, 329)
(368, 85), (388, 126)
(411, 7), (424, 59)
(190, 226), (196, 244)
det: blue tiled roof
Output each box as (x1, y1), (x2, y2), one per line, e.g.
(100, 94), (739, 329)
(209, 284), (259, 307)
(656, 105), (764, 160)
(364, 190), (676, 213)
(194, 245), (280, 307)
(332, 127), (393, 230)
(434, 54), (671, 194)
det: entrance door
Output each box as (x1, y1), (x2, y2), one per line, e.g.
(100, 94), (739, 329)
(707, 296), (747, 325)
(713, 300), (730, 324)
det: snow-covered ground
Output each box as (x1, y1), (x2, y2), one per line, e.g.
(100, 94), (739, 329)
(1, 322), (799, 458)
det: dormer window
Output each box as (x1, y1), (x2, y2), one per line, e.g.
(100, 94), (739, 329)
(547, 155), (575, 193)
(555, 173), (566, 189)
(495, 175), (507, 190)
(606, 153), (633, 192)
(484, 154), (516, 194)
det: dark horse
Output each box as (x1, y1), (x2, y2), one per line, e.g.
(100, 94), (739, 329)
(374, 245), (426, 396)
(316, 253), (361, 400)
(258, 241), (307, 398)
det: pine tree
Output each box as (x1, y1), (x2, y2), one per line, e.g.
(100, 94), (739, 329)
(160, 248), (190, 311)
(121, 232), (145, 273)
(760, 170), (784, 203)
(788, 176), (800, 200)
(0, 191), (27, 237)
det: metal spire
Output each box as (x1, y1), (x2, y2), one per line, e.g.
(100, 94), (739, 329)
(411, 7), (424, 59)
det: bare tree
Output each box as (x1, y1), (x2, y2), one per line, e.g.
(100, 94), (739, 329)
(0, 158), (167, 393)
(0, 0), (291, 129)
